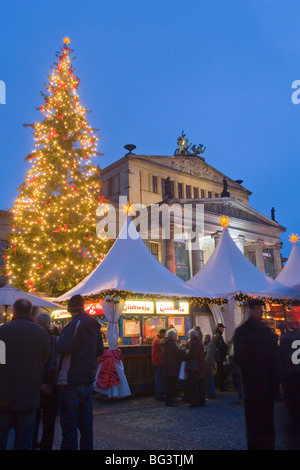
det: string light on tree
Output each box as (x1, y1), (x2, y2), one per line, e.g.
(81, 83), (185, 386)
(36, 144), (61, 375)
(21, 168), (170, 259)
(4, 37), (112, 296)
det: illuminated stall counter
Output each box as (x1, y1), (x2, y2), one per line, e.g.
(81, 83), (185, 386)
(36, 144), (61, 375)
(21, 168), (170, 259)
(52, 299), (194, 395)
(116, 299), (192, 395)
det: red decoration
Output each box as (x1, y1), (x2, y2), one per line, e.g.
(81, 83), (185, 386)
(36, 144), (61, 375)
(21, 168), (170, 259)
(97, 350), (121, 389)
(98, 195), (110, 204)
(53, 224), (68, 233)
(49, 128), (59, 138)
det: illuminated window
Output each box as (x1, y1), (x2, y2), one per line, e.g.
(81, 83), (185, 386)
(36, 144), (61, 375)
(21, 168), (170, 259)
(149, 242), (159, 260)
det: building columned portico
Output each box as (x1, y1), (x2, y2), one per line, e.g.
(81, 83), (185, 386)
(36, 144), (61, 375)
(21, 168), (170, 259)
(100, 144), (285, 282)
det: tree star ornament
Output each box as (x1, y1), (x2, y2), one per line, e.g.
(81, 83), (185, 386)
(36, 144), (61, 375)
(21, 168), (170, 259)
(63, 37), (71, 45)
(219, 215), (231, 228)
(289, 233), (299, 244)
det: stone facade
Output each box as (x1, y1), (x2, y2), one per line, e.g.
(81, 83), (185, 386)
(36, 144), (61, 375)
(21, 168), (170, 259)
(100, 147), (285, 281)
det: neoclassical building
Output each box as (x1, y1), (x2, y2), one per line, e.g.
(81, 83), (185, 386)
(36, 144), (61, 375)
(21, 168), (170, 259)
(100, 139), (284, 282)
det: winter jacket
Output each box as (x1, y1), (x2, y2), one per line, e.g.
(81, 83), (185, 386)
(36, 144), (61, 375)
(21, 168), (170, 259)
(152, 334), (164, 367)
(204, 341), (216, 375)
(212, 328), (228, 363)
(234, 317), (280, 400)
(161, 337), (186, 377)
(185, 336), (207, 379)
(57, 310), (104, 386)
(0, 314), (51, 412)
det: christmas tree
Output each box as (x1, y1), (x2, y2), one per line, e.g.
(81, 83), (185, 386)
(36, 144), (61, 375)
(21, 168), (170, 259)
(4, 37), (111, 297)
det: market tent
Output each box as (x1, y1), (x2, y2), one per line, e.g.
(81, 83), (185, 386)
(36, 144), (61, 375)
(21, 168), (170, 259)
(187, 227), (300, 300)
(187, 227), (300, 338)
(56, 215), (215, 399)
(56, 215), (214, 301)
(0, 284), (64, 323)
(276, 241), (300, 292)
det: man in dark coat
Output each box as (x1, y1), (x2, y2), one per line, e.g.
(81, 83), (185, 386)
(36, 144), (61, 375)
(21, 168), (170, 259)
(57, 294), (104, 450)
(152, 328), (166, 401)
(212, 323), (227, 391)
(234, 298), (280, 450)
(161, 329), (186, 406)
(279, 324), (300, 449)
(0, 298), (51, 450)
(185, 329), (207, 407)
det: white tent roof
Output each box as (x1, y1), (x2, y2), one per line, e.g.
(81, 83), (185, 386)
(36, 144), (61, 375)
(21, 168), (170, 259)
(276, 242), (300, 292)
(0, 285), (63, 309)
(56, 216), (215, 301)
(187, 227), (300, 300)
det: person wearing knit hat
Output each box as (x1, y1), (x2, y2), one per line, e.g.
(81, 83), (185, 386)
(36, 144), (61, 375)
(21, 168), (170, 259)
(67, 294), (85, 314)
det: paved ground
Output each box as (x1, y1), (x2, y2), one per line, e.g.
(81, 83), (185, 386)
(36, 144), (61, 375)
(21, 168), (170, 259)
(44, 390), (291, 451)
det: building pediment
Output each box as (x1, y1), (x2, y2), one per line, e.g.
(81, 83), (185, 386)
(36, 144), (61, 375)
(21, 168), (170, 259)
(201, 198), (285, 231)
(133, 155), (251, 195)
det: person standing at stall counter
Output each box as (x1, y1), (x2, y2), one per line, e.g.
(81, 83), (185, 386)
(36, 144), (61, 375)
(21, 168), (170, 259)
(57, 294), (104, 450)
(234, 298), (280, 450)
(161, 329), (186, 406)
(152, 329), (166, 401)
(212, 323), (228, 391)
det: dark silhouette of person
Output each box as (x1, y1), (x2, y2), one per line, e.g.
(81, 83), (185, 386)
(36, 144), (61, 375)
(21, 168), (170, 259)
(234, 299), (280, 450)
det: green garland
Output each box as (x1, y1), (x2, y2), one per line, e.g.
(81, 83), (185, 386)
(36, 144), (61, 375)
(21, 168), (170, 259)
(59, 289), (227, 308)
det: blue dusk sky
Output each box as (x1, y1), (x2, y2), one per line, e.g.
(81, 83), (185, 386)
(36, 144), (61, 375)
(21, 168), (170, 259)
(0, 0), (299, 259)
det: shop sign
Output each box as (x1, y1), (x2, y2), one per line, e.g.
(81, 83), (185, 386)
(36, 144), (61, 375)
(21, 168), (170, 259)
(123, 301), (154, 314)
(52, 309), (71, 320)
(156, 302), (189, 315)
(85, 303), (104, 316)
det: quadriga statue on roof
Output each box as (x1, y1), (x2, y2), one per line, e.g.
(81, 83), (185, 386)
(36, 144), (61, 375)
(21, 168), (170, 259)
(174, 131), (206, 157)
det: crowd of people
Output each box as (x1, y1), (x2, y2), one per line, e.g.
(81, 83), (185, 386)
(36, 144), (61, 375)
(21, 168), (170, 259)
(0, 295), (299, 451)
(152, 299), (300, 450)
(151, 323), (226, 408)
(0, 294), (104, 450)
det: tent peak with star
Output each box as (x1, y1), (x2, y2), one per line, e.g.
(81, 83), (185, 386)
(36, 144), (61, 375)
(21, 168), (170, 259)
(56, 214), (216, 302)
(187, 217), (300, 301)
(276, 234), (300, 292)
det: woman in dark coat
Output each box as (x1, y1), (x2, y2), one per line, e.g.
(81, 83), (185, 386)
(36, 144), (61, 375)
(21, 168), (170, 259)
(185, 329), (207, 407)
(161, 329), (186, 406)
